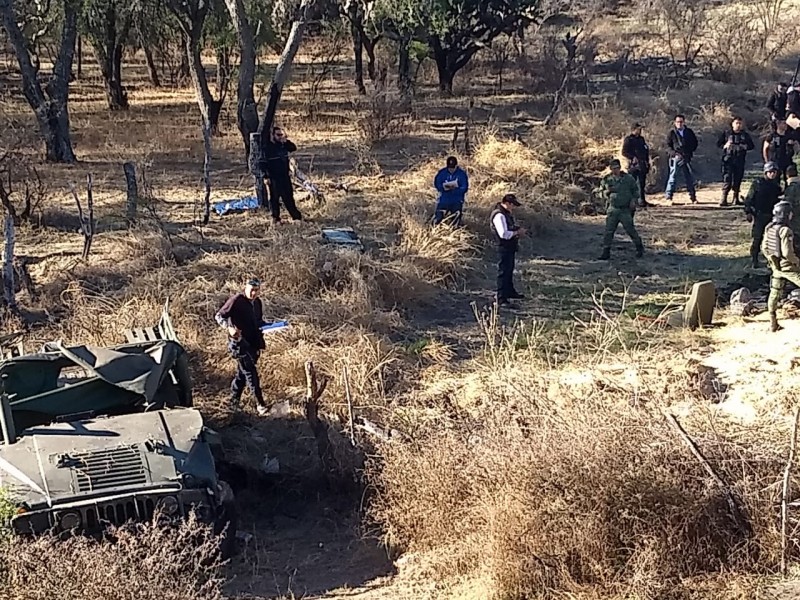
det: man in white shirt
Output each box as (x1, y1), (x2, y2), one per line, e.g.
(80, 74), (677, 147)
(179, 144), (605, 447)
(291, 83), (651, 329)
(490, 194), (527, 305)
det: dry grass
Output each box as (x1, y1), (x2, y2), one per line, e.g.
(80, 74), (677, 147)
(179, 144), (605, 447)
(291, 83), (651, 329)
(0, 515), (224, 600)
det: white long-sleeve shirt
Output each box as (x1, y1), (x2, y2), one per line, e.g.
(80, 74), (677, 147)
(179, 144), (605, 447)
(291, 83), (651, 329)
(492, 212), (515, 240)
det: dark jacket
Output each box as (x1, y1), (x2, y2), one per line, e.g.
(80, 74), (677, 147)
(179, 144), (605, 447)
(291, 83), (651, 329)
(262, 139), (297, 181)
(490, 204), (518, 251)
(768, 89), (788, 120)
(621, 134), (650, 171)
(744, 177), (783, 216)
(788, 89), (800, 117)
(666, 127), (698, 162)
(716, 129), (754, 163)
(764, 132), (795, 168)
(215, 293), (265, 351)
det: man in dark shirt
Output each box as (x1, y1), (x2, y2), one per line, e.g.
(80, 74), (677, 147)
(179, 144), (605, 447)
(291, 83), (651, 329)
(621, 123), (651, 207)
(744, 162), (784, 268)
(215, 278), (268, 414)
(665, 114), (699, 205)
(767, 82), (788, 128)
(762, 120), (798, 184)
(262, 126), (302, 224)
(716, 116), (755, 207)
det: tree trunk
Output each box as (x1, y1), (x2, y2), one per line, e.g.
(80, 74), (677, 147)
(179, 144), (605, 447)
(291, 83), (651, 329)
(201, 122), (212, 225)
(224, 0), (258, 163)
(142, 40), (160, 87)
(363, 36), (377, 81)
(76, 34), (82, 79)
(431, 42), (455, 96)
(397, 33), (411, 98)
(123, 162), (138, 225)
(3, 213), (16, 312)
(0, 0), (78, 163)
(351, 20), (365, 94)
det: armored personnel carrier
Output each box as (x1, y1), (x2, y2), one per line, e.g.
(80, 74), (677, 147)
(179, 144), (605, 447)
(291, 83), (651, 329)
(0, 304), (235, 544)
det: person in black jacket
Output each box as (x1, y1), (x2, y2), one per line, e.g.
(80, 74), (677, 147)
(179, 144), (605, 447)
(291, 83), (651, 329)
(621, 123), (651, 207)
(262, 126), (302, 224)
(215, 279), (269, 414)
(744, 162), (784, 268)
(788, 86), (800, 130)
(717, 116), (755, 207)
(490, 194), (527, 306)
(762, 120), (799, 184)
(665, 114), (699, 204)
(767, 82), (788, 129)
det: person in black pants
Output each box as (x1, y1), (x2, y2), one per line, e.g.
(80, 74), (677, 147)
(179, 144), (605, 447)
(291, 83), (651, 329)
(263, 126), (302, 224)
(490, 194), (527, 306)
(717, 116), (755, 207)
(763, 120), (799, 184)
(621, 122), (651, 207)
(215, 278), (269, 415)
(744, 162), (784, 268)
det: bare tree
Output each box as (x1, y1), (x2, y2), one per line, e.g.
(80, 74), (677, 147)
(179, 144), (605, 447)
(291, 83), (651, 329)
(224, 0), (259, 161)
(0, 0), (80, 163)
(84, 0), (133, 110)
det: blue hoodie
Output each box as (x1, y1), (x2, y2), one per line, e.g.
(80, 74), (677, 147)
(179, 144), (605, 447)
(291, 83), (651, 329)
(434, 166), (469, 206)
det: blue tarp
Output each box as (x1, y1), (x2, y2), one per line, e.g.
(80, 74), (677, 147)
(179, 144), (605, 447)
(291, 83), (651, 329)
(213, 195), (260, 216)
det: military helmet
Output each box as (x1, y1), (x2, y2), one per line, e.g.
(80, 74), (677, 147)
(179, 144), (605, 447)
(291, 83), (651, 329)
(609, 158), (621, 168)
(765, 161), (779, 173)
(773, 200), (793, 221)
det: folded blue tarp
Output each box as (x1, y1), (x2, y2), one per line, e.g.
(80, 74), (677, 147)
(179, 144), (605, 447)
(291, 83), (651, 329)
(213, 195), (260, 216)
(260, 320), (289, 334)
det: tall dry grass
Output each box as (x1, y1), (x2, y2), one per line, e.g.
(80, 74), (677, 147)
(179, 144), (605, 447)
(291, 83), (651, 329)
(0, 515), (224, 600)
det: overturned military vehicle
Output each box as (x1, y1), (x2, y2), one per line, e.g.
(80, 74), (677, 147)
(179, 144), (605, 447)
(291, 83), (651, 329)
(0, 305), (234, 541)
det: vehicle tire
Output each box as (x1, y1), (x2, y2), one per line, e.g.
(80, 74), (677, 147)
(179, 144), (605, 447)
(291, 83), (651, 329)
(214, 481), (237, 560)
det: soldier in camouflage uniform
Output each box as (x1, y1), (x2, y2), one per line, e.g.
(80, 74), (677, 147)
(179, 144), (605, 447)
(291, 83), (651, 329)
(784, 164), (800, 248)
(598, 158), (644, 260)
(762, 201), (800, 331)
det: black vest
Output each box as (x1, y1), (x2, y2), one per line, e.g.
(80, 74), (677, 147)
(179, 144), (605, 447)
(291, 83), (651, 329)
(767, 133), (794, 166)
(490, 204), (518, 250)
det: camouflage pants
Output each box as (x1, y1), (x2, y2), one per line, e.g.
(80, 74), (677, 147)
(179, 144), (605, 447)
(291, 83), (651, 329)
(768, 268), (800, 313)
(602, 208), (642, 249)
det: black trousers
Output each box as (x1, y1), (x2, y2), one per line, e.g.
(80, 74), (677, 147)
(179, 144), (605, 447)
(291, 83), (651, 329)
(722, 160), (745, 200)
(751, 212), (772, 261)
(496, 246), (517, 300)
(269, 177), (302, 222)
(228, 340), (264, 406)
(630, 168), (648, 205)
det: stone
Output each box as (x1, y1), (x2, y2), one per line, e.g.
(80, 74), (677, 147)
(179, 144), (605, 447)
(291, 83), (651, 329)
(729, 287), (754, 316)
(684, 280), (715, 329)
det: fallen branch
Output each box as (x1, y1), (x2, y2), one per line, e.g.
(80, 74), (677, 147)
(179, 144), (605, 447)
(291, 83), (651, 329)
(782, 405), (800, 576)
(304, 360), (334, 472)
(664, 412), (751, 537)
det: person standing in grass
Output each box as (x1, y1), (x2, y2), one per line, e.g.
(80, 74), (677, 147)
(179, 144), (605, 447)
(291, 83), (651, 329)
(744, 162), (783, 269)
(433, 156), (469, 227)
(664, 114), (698, 205)
(263, 126), (302, 224)
(215, 278), (269, 415)
(621, 123), (651, 207)
(762, 201), (800, 332)
(491, 193), (526, 306)
(767, 82), (789, 129)
(717, 116), (755, 207)
(598, 158), (643, 260)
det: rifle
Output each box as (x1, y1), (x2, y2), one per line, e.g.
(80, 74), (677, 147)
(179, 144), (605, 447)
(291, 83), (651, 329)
(792, 57), (800, 88)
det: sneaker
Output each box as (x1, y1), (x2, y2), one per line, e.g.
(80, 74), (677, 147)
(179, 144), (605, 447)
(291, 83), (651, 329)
(257, 403), (269, 416)
(496, 297), (510, 306)
(508, 292), (526, 299)
(719, 200), (729, 207)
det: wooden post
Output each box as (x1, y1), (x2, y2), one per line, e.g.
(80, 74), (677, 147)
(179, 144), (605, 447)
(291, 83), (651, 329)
(70, 174), (95, 260)
(123, 162), (138, 225)
(343, 364), (356, 446)
(201, 121), (212, 225)
(2, 212), (16, 311)
(782, 405), (800, 576)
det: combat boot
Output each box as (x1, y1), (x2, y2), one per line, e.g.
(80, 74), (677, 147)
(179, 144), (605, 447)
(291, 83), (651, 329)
(598, 248), (611, 260)
(770, 312), (782, 332)
(635, 243), (644, 258)
(719, 191), (729, 207)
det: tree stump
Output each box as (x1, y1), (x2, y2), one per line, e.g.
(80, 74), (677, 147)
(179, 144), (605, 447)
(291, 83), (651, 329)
(123, 162), (138, 225)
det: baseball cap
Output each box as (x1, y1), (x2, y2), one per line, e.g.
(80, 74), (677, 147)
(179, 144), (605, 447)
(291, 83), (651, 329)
(502, 193), (521, 206)
(609, 158), (622, 168)
(632, 122), (643, 129)
(446, 156), (458, 168)
(246, 278), (261, 287)
(764, 161), (779, 172)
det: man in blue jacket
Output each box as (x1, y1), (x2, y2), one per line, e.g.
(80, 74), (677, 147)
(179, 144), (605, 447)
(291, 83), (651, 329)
(433, 156), (469, 226)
